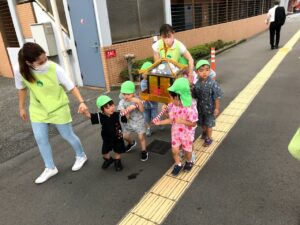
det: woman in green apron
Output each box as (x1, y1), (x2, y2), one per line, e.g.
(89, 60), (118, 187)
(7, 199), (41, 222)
(15, 42), (88, 184)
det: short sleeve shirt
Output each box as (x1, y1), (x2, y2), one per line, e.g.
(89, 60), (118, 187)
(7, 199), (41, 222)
(152, 39), (187, 55)
(118, 99), (146, 133)
(14, 62), (74, 91)
(168, 100), (198, 138)
(90, 111), (123, 142)
(192, 77), (223, 115)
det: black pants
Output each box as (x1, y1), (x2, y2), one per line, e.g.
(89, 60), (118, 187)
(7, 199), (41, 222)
(269, 22), (282, 48)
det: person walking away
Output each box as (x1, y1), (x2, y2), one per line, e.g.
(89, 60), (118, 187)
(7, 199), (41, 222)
(266, 0), (286, 49)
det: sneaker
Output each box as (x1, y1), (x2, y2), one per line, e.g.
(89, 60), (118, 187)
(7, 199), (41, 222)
(102, 157), (114, 169)
(35, 167), (58, 184)
(146, 128), (152, 137)
(183, 161), (193, 172)
(126, 140), (137, 152)
(140, 150), (148, 161)
(171, 164), (183, 176)
(203, 137), (213, 147)
(72, 154), (87, 171)
(114, 159), (123, 171)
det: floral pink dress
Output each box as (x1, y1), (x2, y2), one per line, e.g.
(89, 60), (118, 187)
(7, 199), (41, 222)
(168, 100), (198, 152)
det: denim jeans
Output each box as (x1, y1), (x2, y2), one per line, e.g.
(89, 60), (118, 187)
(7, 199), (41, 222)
(31, 122), (85, 169)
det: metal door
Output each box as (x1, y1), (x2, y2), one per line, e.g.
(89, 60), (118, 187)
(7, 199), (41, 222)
(68, 0), (105, 87)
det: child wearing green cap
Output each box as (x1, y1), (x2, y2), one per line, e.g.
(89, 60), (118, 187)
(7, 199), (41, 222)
(81, 95), (128, 171)
(140, 61), (159, 137)
(192, 60), (223, 147)
(118, 81), (148, 161)
(153, 78), (198, 176)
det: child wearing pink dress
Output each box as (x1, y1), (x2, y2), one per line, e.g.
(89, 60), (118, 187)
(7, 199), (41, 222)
(154, 78), (198, 176)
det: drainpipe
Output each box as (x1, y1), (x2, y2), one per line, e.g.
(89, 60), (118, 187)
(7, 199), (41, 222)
(49, 0), (73, 82)
(7, 0), (25, 46)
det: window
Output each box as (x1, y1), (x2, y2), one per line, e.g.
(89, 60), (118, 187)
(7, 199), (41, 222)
(107, 0), (165, 43)
(35, 0), (69, 34)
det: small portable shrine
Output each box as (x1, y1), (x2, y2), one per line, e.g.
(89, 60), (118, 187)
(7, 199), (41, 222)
(139, 58), (187, 104)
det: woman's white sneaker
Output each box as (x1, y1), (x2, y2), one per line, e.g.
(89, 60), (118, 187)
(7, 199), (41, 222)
(35, 167), (58, 184)
(72, 154), (87, 171)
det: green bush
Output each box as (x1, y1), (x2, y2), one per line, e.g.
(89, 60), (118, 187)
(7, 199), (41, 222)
(119, 40), (235, 81)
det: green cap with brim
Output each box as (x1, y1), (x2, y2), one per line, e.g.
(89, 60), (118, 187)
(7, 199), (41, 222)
(120, 80), (135, 94)
(168, 77), (192, 107)
(195, 59), (210, 70)
(178, 56), (188, 66)
(140, 61), (153, 70)
(96, 95), (112, 108)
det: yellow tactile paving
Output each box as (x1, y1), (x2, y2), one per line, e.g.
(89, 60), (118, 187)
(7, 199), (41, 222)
(151, 176), (188, 200)
(118, 29), (300, 225)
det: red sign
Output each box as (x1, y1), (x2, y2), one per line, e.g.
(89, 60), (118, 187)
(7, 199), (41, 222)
(105, 49), (117, 59)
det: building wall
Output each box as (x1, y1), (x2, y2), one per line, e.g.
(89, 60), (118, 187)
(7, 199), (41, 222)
(0, 33), (13, 77)
(17, 3), (36, 39)
(101, 14), (267, 87)
(0, 3), (35, 78)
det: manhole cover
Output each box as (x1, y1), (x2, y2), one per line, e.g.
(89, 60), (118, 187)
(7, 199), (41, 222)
(147, 139), (171, 155)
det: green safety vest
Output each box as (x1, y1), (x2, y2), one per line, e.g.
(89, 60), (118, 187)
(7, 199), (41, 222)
(158, 39), (181, 62)
(21, 61), (72, 124)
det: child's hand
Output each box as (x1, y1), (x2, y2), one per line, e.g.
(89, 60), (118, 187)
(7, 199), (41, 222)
(127, 105), (137, 111)
(214, 108), (220, 117)
(175, 118), (186, 124)
(129, 97), (141, 104)
(153, 120), (161, 126)
(161, 104), (168, 112)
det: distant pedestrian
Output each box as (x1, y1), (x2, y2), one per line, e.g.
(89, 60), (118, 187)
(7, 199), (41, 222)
(192, 60), (223, 147)
(152, 24), (194, 83)
(81, 95), (126, 171)
(139, 61), (159, 137)
(15, 42), (88, 184)
(265, 0), (286, 49)
(118, 81), (148, 161)
(153, 78), (198, 176)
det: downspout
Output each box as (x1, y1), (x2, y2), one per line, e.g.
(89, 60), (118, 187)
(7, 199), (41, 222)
(49, 0), (73, 82)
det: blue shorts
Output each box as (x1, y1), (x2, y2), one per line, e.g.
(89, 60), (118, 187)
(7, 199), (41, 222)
(198, 114), (215, 128)
(144, 107), (158, 124)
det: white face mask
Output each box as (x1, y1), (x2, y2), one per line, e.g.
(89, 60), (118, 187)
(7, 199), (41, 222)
(33, 61), (49, 71)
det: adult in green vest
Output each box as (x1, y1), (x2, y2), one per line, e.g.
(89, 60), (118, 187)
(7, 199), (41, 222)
(15, 42), (88, 184)
(152, 24), (194, 83)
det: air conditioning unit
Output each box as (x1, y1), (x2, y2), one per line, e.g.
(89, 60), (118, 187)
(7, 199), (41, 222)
(30, 22), (58, 56)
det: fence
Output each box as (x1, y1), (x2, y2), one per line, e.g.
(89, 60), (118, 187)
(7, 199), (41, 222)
(171, 0), (273, 32)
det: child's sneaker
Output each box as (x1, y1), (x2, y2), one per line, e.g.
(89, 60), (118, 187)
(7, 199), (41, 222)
(171, 164), (183, 176)
(183, 161), (193, 172)
(102, 157), (114, 169)
(140, 150), (148, 161)
(146, 127), (152, 137)
(114, 159), (123, 171)
(126, 140), (137, 152)
(203, 137), (213, 147)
